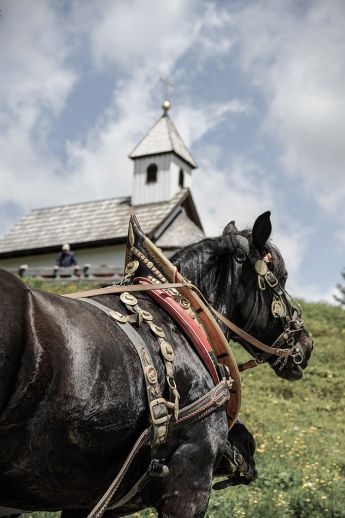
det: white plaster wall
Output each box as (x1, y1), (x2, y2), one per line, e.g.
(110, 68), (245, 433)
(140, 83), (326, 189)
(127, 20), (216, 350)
(0, 244), (127, 271)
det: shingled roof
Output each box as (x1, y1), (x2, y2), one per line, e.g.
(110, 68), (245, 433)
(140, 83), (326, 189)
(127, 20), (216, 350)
(129, 113), (197, 169)
(0, 189), (203, 258)
(156, 210), (205, 249)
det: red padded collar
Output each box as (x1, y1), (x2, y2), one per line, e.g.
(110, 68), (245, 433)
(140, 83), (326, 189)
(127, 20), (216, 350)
(136, 278), (219, 385)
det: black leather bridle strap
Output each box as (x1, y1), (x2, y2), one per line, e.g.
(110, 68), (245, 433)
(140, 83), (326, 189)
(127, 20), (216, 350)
(209, 305), (294, 357)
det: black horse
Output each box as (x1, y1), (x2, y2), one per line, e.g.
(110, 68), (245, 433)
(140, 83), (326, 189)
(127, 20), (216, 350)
(0, 212), (312, 517)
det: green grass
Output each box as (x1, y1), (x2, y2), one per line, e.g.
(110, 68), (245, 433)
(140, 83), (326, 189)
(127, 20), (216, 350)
(19, 287), (345, 518)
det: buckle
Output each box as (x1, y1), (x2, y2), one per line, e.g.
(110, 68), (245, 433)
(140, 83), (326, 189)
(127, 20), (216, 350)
(265, 271), (278, 288)
(258, 276), (266, 290)
(149, 398), (169, 425)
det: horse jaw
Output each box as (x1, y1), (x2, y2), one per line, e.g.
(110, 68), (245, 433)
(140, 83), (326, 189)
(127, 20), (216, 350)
(272, 332), (313, 381)
(273, 361), (303, 381)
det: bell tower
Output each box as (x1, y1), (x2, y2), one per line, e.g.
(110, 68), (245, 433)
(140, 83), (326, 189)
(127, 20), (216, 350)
(129, 101), (197, 206)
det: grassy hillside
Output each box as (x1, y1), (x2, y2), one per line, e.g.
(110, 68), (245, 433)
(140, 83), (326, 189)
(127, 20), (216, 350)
(18, 283), (345, 517)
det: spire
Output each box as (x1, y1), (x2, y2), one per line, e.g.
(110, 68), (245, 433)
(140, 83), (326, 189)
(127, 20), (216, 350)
(129, 102), (197, 169)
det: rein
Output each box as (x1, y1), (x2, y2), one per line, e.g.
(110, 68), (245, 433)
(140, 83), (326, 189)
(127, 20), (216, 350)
(64, 281), (297, 365)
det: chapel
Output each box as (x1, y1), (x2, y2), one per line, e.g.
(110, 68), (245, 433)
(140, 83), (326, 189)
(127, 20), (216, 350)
(0, 101), (204, 278)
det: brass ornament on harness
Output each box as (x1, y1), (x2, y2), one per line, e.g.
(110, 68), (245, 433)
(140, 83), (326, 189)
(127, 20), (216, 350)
(125, 260), (140, 275)
(159, 338), (174, 362)
(141, 310), (153, 321)
(146, 366), (158, 384)
(271, 298), (287, 319)
(255, 259), (268, 276)
(258, 276), (266, 291)
(148, 322), (166, 338)
(180, 298), (191, 309)
(120, 292), (138, 306)
(109, 310), (127, 323)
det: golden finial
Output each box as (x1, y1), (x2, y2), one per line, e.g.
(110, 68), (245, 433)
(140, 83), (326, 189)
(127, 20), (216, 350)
(162, 100), (171, 113)
(160, 75), (173, 114)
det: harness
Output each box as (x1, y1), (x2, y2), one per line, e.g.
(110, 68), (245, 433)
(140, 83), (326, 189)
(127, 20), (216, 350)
(70, 290), (232, 517)
(62, 216), (306, 516)
(232, 255), (305, 372)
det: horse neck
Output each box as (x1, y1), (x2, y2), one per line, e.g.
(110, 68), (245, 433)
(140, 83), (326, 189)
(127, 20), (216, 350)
(171, 239), (239, 338)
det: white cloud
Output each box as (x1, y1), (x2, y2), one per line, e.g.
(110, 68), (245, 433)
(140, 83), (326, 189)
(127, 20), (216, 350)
(0, 0), (77, 223)
(227, 0), (345, 215)
(193, 155), (275, 236)
(0, 0), (248, 227)
(77, 0), (199, 72)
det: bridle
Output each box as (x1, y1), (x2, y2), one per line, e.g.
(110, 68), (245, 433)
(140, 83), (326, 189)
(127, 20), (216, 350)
(225, 252), (305, 371)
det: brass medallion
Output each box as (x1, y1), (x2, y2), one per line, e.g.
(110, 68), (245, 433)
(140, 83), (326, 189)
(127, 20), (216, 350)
(271, 299), (287, 318)
(125, 260), (139, 275)
(255, 259), (268, 276)
(141, 310), (153, 321)
(146, 366), (158, 384)
(148, 322), (166, 337)
(120, 292), (138, 306)
(180, 298), (191, 310)
(159, 339), (174, 362)
(109, 310), (127, 323)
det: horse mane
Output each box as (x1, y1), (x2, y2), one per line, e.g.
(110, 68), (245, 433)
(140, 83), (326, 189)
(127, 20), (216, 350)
(171, 228), (287, 324)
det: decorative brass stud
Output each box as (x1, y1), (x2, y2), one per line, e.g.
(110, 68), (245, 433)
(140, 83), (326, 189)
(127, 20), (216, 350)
(120, 292), (138, 306)
(125, 260), (139, 275)
(180, 298), (191, 310)
(141, 310), (153, 321)
(146, 366), (158, 384)
(149, 322), (166, 337)
(159, 339), (174, 362)
(109, 310), (127, 323)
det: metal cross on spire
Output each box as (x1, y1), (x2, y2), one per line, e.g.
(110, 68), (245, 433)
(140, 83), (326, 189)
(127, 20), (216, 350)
(160, 75), (174, 113)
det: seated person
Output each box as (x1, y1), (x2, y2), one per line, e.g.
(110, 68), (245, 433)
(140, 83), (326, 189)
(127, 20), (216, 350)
(55, 244), (78, 268)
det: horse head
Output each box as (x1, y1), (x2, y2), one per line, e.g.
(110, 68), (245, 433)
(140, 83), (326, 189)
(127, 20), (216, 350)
(222, 211), (313, 381)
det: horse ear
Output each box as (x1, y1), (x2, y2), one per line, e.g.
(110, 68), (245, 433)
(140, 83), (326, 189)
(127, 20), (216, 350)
(252, 211), (272, 252)
(222, 221), (249, 262)
(222, 221), (238, 237)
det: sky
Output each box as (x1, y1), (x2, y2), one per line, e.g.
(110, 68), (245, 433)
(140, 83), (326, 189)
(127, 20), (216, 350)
(0, 0), (344, 303)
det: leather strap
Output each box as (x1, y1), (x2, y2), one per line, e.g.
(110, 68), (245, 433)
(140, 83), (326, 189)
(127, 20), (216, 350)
(65, 282), (186, 299)
(172, 379), (231, 428)
(209, 305), (294, 358)
(66, 281), (293, 360)
(86, 428), (150, 518)
(79, 297), (169, 446)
